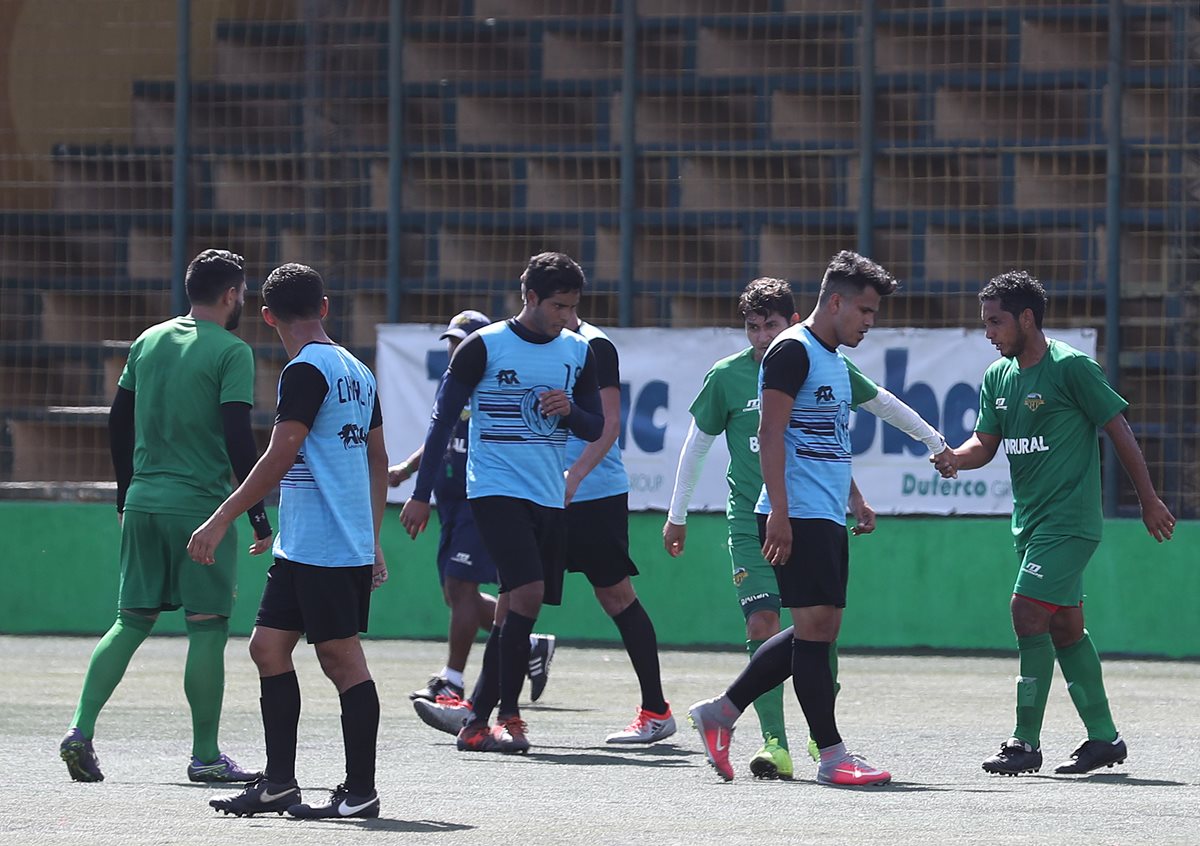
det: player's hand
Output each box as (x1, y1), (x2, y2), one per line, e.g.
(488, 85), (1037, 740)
(563, 468), (582, 506)
(388, 464), (411, 487)
(371, 543), (389, 590)
(249, 532), (273, 556)
(850, 498), (876, 536)
(188, 515), (230, 565)
(399, 498), (431, 539)
(117, 510), (124, 529)
(663, 521), (687, 557)
(761, 511), (792, 566)
(931, 447), (959, 479)
(538, 389), (571, 418)
(1140, 496), (1175, 542)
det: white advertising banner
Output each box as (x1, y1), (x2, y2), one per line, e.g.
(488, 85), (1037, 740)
(376, 324), (1095, 515)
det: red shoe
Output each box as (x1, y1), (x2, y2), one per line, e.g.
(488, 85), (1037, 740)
(818, 753), (892, 786)
(687, 698), (736, 781)
(456, 721), (502, 753)
(493, 716), (531, 755)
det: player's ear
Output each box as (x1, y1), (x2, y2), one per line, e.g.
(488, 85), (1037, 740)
(320, 296), (330, 319)
(789, 312), (800, 325)
(261, 305), (276, 327)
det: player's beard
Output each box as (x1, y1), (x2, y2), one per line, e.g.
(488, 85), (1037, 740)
(224, 301), (243, 331)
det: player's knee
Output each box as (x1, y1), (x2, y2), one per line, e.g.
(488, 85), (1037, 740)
(745, 610), (781, 641)
(595, 579), (636, 617)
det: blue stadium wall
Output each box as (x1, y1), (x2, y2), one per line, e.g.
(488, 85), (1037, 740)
(3, 502), (1197, 658)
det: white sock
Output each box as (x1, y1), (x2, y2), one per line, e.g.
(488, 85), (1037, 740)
(440, 666), (465, 688)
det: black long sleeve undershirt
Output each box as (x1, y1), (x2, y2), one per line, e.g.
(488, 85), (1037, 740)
(109, 387), (135, 513)
(221, 402), (272, 539)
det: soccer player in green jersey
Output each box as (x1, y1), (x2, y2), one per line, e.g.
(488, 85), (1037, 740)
(664, 276), (949, 780)
(935, 270), (1175, 776)
(59, 249), (273, 784)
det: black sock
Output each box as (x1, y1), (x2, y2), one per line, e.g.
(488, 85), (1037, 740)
(727, 626), (793, 711)
(468, 625), (501, 723)
(612, 600), (668, 714)
(498, 611), (535, 717)
(791, 638), (840, 749)
(260, 671), (301, 785)
(339, 680), (379, 796)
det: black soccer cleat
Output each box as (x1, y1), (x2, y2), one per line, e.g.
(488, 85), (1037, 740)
(982, 738), (1043, 776)
(287, 784), (380, 819)
(60, 728), (104, 782)
(527, 633), (556, 702)
(209, 777), (301, 817)
(408, 675), (464, 702)
(1054, 736), (1127, 774)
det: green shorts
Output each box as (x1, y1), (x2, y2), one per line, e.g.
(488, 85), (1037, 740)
(119, 510), (239, 616)
(729, 530), (781, 620)
(1013, 535), (1099, 607)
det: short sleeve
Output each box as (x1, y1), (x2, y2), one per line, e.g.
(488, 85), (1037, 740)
(117, 339), (140, 391)
(760, 338), (809, 398)
(589, 337), (621, 390)
(1066, 354), (1128, 427)
(218, 342), (256, 406)
(845, 357), (879, 410)
(688, 367), (728, 436)
(275, 362), (329, 429)
(975, 365), (1002, 435)
(370, 392), (383, 430)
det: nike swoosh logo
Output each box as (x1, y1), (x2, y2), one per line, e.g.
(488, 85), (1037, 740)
(338, 797), (377, 816)
(714, 735), (727, 752)
(260, 787), (296, 803)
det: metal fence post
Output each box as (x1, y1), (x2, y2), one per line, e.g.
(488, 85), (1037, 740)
(1103, 0), (1123, 516)
(857, 0), (876, 259)
(386, 0), (405, 324)
(618, 0), (637, 327)
(170, 0), (191, 317)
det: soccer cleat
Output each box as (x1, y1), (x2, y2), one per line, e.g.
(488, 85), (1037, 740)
(806, 736), (820, 762)
(60, 727), (104, 782)
(187, 752), (262, 783)
(982, 737), (1043, 776)
(456, 720), (503, 753)
(493, 716), (531, 754)
(528, 633), (556, 702)
(1054, 736), (1127, 774)
(408, 675), (464, 703)
(287, 783), (380, 819)
(605, 706), (677, 744)
(749, 736), (794, 780)
(209, 777), (301, 817)
(817, 752), (892, 786)
(687, 697), (737, 782)
(413, 693), (473, 736)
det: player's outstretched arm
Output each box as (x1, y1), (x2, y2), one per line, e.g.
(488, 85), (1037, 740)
(663, 418), (718, 556)
(1103, 413), (1176, 542)
(188, 420), (309, 564)
(388, 445), (424, 487)
(938, 432), (1001, 476)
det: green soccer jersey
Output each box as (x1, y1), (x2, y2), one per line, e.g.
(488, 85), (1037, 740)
(119, 316), (256, 517)
(975, 339), (1127, 548)
(689, 346), (879, 524)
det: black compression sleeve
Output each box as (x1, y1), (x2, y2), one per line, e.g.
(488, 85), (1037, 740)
(563, 348), (605, 441)
(109, 387), (135, 513)
(411, 372), (474, 502)
(447, 333), (487, 388)
(589, 337), (620, 390)
(761, 338), (810, 399)
(275, 362), (328, 428)
(221, 402), (272, 539)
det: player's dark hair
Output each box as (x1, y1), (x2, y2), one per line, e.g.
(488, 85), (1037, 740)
(520, 252), (586, 300)
(817, 250), (898, 305)
(979, 270), (1047, 329)
(739, 277), (795, 320)
(185, 249), (244, 305)
(262, 262), (325, 322)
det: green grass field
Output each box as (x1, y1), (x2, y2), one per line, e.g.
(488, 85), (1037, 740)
(5, 635), (1199, 845)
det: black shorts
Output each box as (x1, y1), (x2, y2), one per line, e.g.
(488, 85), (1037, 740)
(756, 515), (849, 609)
(566, 493), (639, 589)
(255, 558), (373, 644)
(470, 496), (567, 605)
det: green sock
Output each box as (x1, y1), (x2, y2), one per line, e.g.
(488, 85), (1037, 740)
(70, 610), (155, 737)
(185, 616), (229, 762)
(1056, 630), (1118, 742)
(748, 639), (788, 750)
(1014, 633), (1056, 748)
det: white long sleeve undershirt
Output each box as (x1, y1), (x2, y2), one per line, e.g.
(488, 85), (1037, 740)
(666, 419), (717, 525)
(859, 387), (947, 456)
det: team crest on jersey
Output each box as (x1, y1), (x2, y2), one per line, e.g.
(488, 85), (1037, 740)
(519, 385), (560, 436)
(994, 397), (1007, 410)
(732, 567), (747, 587)
(459, 408), (471, 421)
(1024, 393), (1045, 412)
